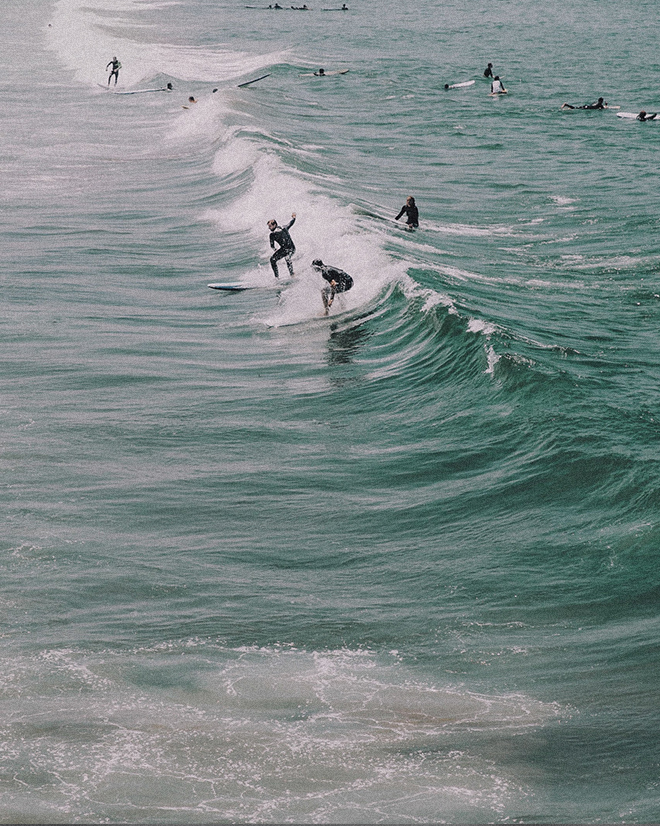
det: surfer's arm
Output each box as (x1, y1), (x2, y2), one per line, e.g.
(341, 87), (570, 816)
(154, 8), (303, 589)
(284, 213), (296, 230)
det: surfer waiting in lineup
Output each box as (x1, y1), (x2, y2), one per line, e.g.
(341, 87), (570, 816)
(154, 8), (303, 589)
(490, 75), (507, 94)
(268, 213), (296, 277)
(561, 97), (608, 110)
(483, 63), (493, 78)
(315, 68), (326, 76)
(106, 56), (121, 86)
(312, 259), (353, 315)
(395, 196), (419, 230)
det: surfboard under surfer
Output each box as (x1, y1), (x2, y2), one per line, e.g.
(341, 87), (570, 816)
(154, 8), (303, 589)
(312, 259), (353, 315)
(395, 196), (419, 230)
(106, 56), (121, 86)
(268, 213), (296, 277)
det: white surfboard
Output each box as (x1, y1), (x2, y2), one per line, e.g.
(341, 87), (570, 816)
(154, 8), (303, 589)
(445, 80), (475, 89)
(98, 84), (172, 94)
(300, 69), (350, 76)
(617, 111), (659, 120)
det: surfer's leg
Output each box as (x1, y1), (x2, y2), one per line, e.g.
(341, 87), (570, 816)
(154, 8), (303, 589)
(270, 248), (285, 277)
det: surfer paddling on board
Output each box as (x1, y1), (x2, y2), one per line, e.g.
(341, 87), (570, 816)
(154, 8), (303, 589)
(312, 259), (353, 315)
(490, 76), (507, 94)
(106, 56), (121, 86)
(637, 110), (658, 121)
(268, 213), (296, 277)
(395, 196), (419, 230)
(561, 97), (608, 110)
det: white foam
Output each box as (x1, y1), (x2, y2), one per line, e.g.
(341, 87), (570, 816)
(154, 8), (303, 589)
(47, 0), (286, 88)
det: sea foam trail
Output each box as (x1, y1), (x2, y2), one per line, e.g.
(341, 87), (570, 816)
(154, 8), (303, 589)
(47, 0), (285, 88)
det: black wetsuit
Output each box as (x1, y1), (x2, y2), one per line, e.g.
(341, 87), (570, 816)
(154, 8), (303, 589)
(269, 216), (296, 276)
(106, 58), (121, 86)
(395, 202), (419, 228)
(563, 100), (606, 110)
(484, 66), (493, 78)
(319, 264), (353, 294)
(638, 112), (658, 121)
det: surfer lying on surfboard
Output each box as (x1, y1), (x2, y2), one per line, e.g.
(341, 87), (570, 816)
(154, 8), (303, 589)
(561, 97), (610, 110)
(312, 259), (353, 315)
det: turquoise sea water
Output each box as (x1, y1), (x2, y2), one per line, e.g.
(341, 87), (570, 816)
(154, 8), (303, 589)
(2, 0), (660, 821)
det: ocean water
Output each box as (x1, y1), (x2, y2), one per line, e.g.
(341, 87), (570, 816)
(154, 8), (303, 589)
(2, 0), (660, 821)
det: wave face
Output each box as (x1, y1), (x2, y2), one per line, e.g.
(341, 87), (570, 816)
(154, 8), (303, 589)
(2, 0), (660, 820)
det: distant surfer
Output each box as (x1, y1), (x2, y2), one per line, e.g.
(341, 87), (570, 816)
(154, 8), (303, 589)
(490, 76), (507, 94)
(483, 63), (493, 78)
(106, 56), (121, 86)
(561, 97), (608, 110)
(312, 259), (353, 315)
(395, 196), (419, 230)
(315, 68), (326, 76)
(637, 110), (658, 121)
(268, 213), (296, 277)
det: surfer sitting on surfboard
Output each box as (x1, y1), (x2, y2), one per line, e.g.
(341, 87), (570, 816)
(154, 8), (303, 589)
(395, 196), (419, 230)
(312, 259), (353, 315)
(561, 97), (608, 110)
(484, 63), (493, 78)
(106, 56), (121, 86)
(490, 76), (507, 94)
(268, 213), (296, 277)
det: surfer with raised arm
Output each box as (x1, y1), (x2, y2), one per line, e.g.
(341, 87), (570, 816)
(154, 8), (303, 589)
(106, 56), (121, 86)
(268, 213), (296, 277)
(395, 196), (419, 230)
(312, 259), (353, 315)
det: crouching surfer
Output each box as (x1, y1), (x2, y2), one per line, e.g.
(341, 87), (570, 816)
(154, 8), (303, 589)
(312, 259), (353, 315)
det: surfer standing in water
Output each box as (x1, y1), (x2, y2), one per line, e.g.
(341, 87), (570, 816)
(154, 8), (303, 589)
(312, 259), (353, 315)
(395, 196), (419, 230)
(268, 213), (296, 277)
(106, 56), (121, 86)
